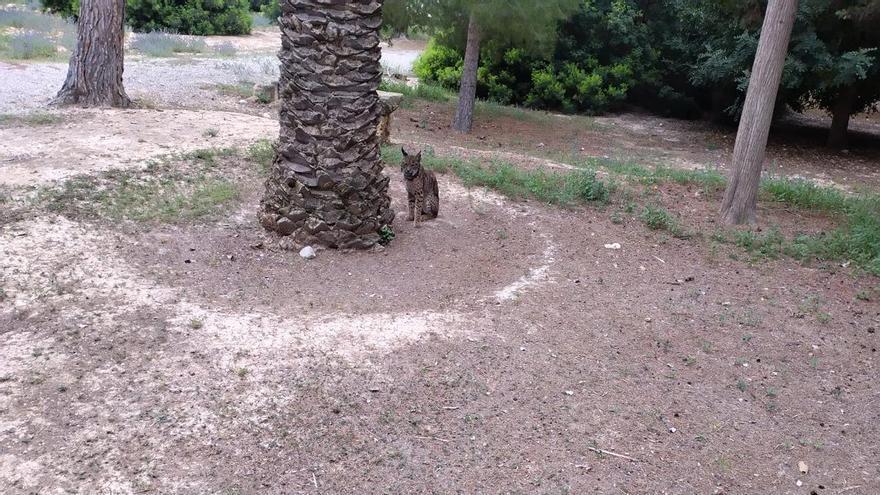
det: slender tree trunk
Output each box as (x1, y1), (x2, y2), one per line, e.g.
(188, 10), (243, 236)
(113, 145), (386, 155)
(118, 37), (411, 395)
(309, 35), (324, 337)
(827, 85), (856, 149)
(720, 0), (798, 225)
(54, 0), (129, 107)
(259, 0), (394, 250)
(452, 12), (481, 133)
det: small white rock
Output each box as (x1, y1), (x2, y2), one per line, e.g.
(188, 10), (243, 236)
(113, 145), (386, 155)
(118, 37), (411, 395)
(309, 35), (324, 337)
(604, 243), (622, 250)
(299, 246), (317, 259)
(564, 390), (574, 396)
(798, 461), (809, 474)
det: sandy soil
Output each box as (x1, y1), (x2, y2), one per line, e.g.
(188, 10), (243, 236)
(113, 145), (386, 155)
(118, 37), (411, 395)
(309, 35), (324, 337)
(0, 109), (277, 186)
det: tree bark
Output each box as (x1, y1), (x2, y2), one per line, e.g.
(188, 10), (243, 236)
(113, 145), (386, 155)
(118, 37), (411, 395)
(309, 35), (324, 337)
(54, 0), (129, 107)
(827, 85), (856, 149)
(452, 12), (481, 133)
(720, 0), (798, 225)
(259, 0), (394, 250)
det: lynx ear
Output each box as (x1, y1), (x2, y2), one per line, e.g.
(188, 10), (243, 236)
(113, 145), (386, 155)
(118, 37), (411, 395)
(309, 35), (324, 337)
(415, 151), (422, 160)
(401, 147), (408, 157)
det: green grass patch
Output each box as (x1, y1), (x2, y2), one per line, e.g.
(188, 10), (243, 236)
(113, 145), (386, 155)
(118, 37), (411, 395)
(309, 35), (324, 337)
(640, 204), (691, 239)
(246, 139), (276, 173)
(0, 112), (64, 127)
(382, 145), (610, 206)
(210, 82), (255, 99)
(34, 156), (240, 223)
(760, 178), (851, 213)
(585, 157), (726, 191)
(378, 80), (454, 104)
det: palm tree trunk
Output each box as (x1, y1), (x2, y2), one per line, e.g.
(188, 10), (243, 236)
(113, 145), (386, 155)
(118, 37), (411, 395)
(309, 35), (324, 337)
(259, 0), (394, 250)
(54, 0), (129, 107)
(827, 85), (855, 149)
(720, 0), (798, 225)
(452, 12), (481, 133)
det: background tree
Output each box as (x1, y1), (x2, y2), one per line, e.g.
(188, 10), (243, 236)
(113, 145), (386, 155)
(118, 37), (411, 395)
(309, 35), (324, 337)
(721, 0), (799, 225)
(387, 0), (580, 132)
(804, 0), (880, 148)
(259, 0), (394, 250)
(54, 0), (130, 107)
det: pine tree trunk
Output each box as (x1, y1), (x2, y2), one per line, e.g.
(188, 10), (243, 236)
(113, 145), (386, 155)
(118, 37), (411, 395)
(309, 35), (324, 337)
(827, 85), (856, 149)
(259, 0), (394, 250)
(452, 13), (481, 133)
(720, 0), (798, 225)
(54, 0), (129, 107)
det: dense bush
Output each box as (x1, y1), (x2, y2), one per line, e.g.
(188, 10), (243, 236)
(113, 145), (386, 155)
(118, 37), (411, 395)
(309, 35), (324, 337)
(40, 0), (78, 18)
(127, 0), (252, 35)
(259, 0), (279, 24)
(413, 0), (667, 115)
(40, 0), (252, 35)
(413, 40), (463, 89)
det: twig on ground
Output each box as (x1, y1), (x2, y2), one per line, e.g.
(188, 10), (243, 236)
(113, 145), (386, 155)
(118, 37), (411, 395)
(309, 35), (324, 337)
(837, 487), (861, 494)
(414, 435), (450, 443)
(311, 472), (317, 488)
(653, 255), (666, 264)
(588, 446), (639, 462)
(442, 406), (461, 411)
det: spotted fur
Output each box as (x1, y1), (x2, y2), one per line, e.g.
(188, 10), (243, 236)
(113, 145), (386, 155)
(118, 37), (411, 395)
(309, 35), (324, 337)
(401, 148), (440, 226)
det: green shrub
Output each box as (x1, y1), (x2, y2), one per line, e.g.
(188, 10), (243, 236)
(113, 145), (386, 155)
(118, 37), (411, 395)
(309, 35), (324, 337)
(9, 31), (56, 59)
(413, 39), (463, 89)
(259, 0), (279, 24)
(126, 0), (252, 35)
(40, 0), (79, 18)
(39, 0), (251, 34)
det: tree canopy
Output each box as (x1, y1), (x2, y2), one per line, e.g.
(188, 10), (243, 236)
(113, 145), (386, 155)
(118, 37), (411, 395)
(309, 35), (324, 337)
(402, 0), (880, 143)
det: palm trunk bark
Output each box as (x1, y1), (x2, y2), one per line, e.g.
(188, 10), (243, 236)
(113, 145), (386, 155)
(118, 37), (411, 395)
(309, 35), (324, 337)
(452, 12), (481, 133)
(54, 0), (129, 107)
(259, 0), (394, 250)
(827, 85), (856, 149)
(720, 0), (798, 225)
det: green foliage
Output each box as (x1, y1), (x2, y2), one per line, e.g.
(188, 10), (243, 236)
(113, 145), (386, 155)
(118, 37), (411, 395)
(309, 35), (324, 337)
(790, 199), (880, 275)
(379, 225), (395, 245)
(411, 0), (675, 114)
(409, 0), (879, 120)
(259, 0), (279, 24)
(40, 0), (78, 18)
(640, 204), (690, 238)
(760, 178), (851, 213)
(381, 145), (609, 206)
(126, 0), (252, 35)
(38, 0), (252, 34)
(413, 40), (463, 89)
(378, 80), (454, 103)
(246, 139), (275, 173)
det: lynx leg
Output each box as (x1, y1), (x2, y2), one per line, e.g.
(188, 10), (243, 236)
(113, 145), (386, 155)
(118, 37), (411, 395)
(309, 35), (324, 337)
(414, 194), (423, 228)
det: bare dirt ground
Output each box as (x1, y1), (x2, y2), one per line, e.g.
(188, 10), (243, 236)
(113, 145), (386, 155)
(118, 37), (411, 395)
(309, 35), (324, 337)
(2, 35), (880, 495)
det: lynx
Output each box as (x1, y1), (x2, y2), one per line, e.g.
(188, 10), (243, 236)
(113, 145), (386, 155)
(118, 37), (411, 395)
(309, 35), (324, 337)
(401, 148), (440, 226)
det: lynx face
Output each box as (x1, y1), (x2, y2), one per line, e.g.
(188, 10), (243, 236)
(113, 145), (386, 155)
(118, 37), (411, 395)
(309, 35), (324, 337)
(401, 148), (423, 181)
